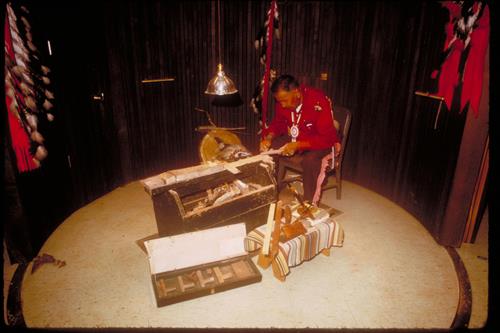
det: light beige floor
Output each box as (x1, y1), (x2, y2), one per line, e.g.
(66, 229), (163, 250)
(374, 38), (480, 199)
(456, 208), (489, 328)
(3, 180), (488, 328)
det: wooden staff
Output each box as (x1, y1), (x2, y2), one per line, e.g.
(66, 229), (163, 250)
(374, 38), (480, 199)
(261, 202), (276, 256)
(257, 200), (283, 269)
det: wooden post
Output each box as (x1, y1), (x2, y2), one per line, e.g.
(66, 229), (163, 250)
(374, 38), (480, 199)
(258, 201), (282, 269)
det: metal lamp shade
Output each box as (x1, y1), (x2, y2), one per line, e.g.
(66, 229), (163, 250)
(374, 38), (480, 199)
(205, 64), (238, 95)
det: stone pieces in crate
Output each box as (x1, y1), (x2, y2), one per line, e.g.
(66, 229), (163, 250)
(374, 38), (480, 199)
(141, 155), (277, 237)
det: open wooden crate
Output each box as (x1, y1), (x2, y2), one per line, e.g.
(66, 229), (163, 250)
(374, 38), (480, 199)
(145, 223), (262, 307)
(142, 155), (277, 237)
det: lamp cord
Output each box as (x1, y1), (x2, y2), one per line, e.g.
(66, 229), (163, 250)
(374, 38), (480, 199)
(218, 0), (221, 65)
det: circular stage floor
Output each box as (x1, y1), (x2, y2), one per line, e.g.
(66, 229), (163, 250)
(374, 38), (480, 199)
(21, 180), (458, 329)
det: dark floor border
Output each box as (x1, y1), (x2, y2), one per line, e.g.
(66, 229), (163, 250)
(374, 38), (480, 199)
(5, 262), (28, 327)
(445, 246), (472, 329)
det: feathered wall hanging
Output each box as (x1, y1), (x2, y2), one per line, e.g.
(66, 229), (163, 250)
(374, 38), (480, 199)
(249, 0), (279, 136)
(431, 0), (489, 118)
(4, 2), (55, 172)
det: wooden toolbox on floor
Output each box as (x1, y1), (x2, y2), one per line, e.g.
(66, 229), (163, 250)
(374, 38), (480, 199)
(144, 223), (262, 307)
(142, 155), (276, 237)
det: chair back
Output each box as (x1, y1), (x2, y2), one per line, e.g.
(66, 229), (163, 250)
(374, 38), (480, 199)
(331, 105), (351, 164)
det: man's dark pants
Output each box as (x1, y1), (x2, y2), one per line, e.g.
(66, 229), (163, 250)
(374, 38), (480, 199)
(270, 135), (330, 202)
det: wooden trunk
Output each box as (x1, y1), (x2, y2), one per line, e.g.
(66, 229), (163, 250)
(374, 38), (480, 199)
(142, 155), (277, 237)
(145, 223), (262, 307)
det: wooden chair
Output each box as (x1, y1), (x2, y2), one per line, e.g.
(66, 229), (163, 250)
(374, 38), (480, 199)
(277, 104), (352, 202)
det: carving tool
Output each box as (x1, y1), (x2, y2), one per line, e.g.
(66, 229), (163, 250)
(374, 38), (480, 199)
(260, 147), (284, 155)
(213, 267), (225, 284)
(231, 261), (252, 278)
(213, 266), (234, 283)
(196, 270), (215, 287)
(177, 275), (195, 292)
(156, 279), (167, 297)
(163, 279), (177, 294)
(220, 265), (235, 277)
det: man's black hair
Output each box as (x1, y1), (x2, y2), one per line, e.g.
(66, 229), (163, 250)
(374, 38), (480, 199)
(271, 74), (300, 93)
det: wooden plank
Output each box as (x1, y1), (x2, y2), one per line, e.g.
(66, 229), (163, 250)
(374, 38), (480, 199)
(261, 202), (276, 256)
(259, 200), (283, 270)
(463, 136), (489, 243)
(147, 158), (272, 197)
(224, 165), (241, 175)
(270, 200), (283, 258)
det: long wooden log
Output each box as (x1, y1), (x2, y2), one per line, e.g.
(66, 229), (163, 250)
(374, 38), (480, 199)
(257, 201), (282, 269)
(261, 202), (276, 256)
(270, 200), (283, 258)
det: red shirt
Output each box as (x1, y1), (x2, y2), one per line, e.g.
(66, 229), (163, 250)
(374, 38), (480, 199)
(264, 85), (340, 151)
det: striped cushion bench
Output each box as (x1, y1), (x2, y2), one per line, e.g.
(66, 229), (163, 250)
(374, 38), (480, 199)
(244, 218), (344, 279)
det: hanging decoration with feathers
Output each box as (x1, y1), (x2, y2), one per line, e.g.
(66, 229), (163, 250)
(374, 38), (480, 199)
(430, 0), (489, 117)
(254, 1), (280, 66)
(4, 2), (55, 172)
(249, 0), (279, 136)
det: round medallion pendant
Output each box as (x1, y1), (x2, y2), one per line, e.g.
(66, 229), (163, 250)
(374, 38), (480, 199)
(290, 125), (299, 140)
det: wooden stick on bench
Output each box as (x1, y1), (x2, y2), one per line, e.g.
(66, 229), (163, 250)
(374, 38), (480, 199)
(257, 201), (282, 269)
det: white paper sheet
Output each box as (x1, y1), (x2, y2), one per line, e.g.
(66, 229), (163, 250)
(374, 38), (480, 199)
(145, 223), (248, 275)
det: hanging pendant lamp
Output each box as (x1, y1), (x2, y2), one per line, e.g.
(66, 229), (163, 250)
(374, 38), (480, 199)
(205, 0), (238, 95)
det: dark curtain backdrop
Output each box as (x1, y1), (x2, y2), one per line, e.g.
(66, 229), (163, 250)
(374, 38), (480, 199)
(101, 1), (459, 238)
(6, 0), (474, 261)
(103, 1), (269, 180)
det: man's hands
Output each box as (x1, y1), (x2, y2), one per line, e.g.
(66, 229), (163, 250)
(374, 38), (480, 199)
(259, 134), (274, 152)
(259, 134), (312, 157)
(334, 142), (342, 157)
(281, 142), (300, 156)
(260, 138), (272, 152)
(259, 138), (300, 156)
(282, 141), (311, 156)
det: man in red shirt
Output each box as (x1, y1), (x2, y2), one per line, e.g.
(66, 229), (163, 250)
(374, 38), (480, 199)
(260, 74), (341, 203)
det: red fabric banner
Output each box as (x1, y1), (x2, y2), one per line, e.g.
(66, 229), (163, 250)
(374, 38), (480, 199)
(460, 4), (489, 117)
(434, 2), (489, 118)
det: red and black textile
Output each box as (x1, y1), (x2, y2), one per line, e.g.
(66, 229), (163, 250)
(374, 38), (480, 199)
(260, 0), (278, 137)
(4, 2), (55, 172)
(249, 1), (279, 135)
(5, 12), (38, 172)
(431, 1), (489, 117)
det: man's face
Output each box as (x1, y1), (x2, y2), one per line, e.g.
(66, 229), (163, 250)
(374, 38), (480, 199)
(274, 88), (301, 109)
